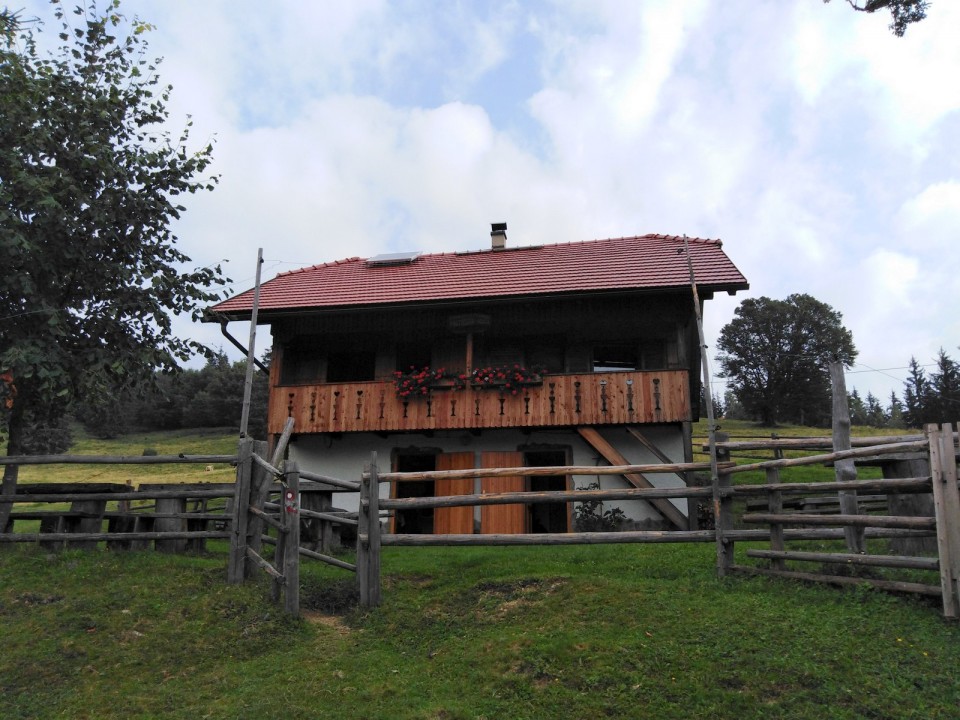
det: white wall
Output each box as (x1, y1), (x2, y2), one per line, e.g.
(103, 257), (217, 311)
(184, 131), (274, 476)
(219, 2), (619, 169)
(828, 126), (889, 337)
(289, 425), (690, 526)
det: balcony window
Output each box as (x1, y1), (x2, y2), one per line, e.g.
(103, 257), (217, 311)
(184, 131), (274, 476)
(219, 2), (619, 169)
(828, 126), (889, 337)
(280, 340), (324, 384)
(327, 350), (376, 382)
(592, 345), (638, 372)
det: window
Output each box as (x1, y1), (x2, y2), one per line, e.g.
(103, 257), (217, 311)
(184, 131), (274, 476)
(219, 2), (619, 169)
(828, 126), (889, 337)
(592, 345), (638, 372)
(280, 338), (324, 384)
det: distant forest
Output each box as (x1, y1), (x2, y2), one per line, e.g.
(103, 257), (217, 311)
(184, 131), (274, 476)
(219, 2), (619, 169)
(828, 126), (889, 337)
(75, 351), (269, 441)
(720, 347), (960, 430)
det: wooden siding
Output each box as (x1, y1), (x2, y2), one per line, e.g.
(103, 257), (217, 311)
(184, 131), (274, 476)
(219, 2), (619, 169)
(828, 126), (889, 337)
(267, 370), (691, 434)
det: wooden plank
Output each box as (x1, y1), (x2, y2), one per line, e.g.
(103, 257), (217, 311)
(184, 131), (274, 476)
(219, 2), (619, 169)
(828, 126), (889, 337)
(434, 452), (475, 534)
(745, 549), (939, 571)
(381, 485), (714, 511)
(481, 451), (527, 534)
(722, 441), (929, 476)
(366, 457), (381, 607)
(766, 463), (785, 571)
(227, 438), (254, 584)
(830, 361), (864, 553)
(378, 460), (716, 482)
(732, 477), (931, 496)
(267, 370), (692, 434)
(282, 462), (301, 616)
(742, 513), (936, 529)
(154, 496), (186, 553)
(383, 530), (716, 545)
(731, 564), (942, 597)
(0, 454), (236, 466)
(576, 427), (687, 530)
(928, 424), (960, 618)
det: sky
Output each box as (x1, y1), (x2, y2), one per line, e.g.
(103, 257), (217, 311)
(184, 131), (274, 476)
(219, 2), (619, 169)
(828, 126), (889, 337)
(17, 0), (960, 405)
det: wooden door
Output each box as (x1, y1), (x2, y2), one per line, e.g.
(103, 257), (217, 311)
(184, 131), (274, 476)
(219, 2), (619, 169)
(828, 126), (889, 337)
(434, 452), (475, 534)
(480, 451), (528, 534)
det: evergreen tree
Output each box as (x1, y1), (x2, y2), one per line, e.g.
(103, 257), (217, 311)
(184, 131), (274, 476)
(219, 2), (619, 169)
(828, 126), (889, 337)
(902, 357), (930, 427)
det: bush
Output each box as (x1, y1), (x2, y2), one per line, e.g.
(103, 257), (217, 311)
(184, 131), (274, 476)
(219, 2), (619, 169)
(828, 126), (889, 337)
(574, 482), (627, 532)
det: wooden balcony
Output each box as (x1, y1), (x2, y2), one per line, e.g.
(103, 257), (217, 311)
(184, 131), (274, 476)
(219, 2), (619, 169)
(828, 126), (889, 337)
(268, 370), (691, 435)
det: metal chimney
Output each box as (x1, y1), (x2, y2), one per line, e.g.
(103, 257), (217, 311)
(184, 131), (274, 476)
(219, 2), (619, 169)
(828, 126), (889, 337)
(491, 222), (507, 250)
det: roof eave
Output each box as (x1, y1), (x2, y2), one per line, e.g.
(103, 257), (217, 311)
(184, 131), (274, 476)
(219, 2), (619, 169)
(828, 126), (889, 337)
(204, 280), (750, 323)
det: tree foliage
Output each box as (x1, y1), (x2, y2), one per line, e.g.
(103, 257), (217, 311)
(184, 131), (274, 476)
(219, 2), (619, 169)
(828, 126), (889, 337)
(74, 351), (270, 439)
(1, 1), (225, 524)
(824, 0), (929, 37)
(716, 294), (857, 426)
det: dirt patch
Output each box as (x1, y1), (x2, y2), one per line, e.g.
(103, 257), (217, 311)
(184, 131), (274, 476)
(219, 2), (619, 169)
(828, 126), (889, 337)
(473, 577), (567, 619)
(301, 610), (351, 634)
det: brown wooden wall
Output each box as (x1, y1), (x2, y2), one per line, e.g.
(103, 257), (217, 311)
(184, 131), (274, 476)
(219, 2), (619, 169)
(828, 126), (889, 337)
(267, 370), (690, 434)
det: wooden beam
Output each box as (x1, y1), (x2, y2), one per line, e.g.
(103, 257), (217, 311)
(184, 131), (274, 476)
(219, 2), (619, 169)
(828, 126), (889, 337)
(576, 427), (687, 530)
(624, 426), (675, 465)
(745, 548), (939, 571)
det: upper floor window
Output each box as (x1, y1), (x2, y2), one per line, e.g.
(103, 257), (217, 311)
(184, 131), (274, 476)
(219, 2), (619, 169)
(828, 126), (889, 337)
(593, 340), (666, 372)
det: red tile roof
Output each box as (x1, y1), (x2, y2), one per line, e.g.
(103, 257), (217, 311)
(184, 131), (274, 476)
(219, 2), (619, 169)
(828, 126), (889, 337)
(209, 234), (748, 319)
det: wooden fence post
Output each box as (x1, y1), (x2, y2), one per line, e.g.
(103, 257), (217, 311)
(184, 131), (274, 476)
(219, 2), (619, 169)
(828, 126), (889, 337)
(245, 440), (272, 565)
(368, 455), (382, 607)
(282, 460), (301, 616)
(714, 453), (734, 577)
(357, 452), (382, 608)
(928, 423), (960, 618)
(228, 438), (254, 584)
(830, 361), (865, 553)
(767, 444), (785, 571)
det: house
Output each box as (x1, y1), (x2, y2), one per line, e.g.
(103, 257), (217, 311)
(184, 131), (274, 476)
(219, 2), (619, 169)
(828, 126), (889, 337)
(207, 227), (748, 534)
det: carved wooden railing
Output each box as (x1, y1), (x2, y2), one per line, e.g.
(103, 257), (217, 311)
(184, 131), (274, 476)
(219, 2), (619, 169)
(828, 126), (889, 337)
(267, 370), (691, 434)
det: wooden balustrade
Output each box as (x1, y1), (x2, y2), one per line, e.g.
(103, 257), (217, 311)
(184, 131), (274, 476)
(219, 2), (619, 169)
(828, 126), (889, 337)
(267, 370), (690, 434)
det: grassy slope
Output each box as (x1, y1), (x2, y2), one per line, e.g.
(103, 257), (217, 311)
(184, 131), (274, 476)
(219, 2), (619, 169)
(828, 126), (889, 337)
(3, 423), (958, 719)
(2, 543), (958, 720)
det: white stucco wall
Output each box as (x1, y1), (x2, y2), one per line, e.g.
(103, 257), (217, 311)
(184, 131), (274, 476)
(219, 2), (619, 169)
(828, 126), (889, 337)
(288, 425), (690, 527)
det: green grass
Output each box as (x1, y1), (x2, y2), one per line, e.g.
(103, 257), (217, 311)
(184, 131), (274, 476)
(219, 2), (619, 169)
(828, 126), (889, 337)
(13, 426), (239, 487)
(1, 543), (958, 720)
(3, 423), (954, 719)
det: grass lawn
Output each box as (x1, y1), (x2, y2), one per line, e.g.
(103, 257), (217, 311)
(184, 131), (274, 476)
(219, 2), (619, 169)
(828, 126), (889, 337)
(1, 542), (958, 720)
(3, 422), (955, 719)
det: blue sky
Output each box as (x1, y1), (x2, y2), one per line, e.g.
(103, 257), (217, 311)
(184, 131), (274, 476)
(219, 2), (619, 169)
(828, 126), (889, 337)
(17, 0), (960, 404)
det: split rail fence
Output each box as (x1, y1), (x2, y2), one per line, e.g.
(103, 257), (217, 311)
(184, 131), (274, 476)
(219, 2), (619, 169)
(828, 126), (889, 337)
(3, 423), (959, 619)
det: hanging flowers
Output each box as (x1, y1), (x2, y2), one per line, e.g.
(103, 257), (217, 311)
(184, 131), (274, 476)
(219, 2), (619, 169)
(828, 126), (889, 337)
(392, 366), (468, 399)
(470, 364), (544, 394)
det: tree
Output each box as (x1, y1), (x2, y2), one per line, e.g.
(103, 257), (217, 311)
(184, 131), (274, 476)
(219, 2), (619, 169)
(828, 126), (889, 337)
(887, 391), (905, 429)
(848, 388), (868, 426)
(902, 356), (930, 427)
(1, 1), (226, 529)
(823, 0), (929, 36)
(716, 294), (857, 426)
(928, 348), (960, 424)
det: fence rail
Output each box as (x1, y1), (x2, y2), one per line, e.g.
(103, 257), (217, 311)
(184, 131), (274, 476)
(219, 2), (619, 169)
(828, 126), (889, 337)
(4, 419), (959, 620)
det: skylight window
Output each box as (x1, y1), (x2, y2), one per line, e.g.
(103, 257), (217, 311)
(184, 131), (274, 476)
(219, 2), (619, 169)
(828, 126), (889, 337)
(366, 251), (421, 266)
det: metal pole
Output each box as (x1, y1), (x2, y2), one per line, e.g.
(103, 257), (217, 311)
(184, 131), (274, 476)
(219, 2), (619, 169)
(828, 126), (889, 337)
(239, 248), (264, 438)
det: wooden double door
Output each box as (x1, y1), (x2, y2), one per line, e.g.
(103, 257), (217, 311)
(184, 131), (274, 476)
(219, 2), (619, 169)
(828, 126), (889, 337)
(393, 450), (570, 535)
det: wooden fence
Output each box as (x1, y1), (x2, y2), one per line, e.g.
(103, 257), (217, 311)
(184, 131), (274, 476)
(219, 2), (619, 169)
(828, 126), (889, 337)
(4, 423), (959, 619)
(348, 424), (960, 616)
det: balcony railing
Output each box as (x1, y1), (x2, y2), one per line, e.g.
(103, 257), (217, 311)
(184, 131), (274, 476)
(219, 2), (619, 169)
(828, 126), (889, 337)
(267, 370), (691, 435)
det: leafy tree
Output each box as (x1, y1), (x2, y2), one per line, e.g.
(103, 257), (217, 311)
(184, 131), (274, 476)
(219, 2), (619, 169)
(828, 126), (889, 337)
(823, 0), (929, 36)
(1, 2), (226, 528)
(716, 294), (857, 426)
